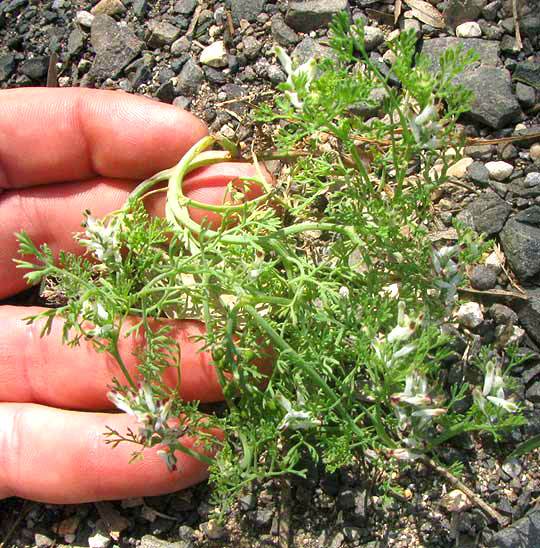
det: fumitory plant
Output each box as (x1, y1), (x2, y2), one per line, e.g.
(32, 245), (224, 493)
(16, 14), (524, 508)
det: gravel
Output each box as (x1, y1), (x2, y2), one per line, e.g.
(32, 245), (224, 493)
(1, 0), (540, 547)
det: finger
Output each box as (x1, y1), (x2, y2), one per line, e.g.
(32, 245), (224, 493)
(0, 403), (219, 503)
(0, 87), (208, 188)
(0, 162), (271, 298)
(0, 306), (225, 409)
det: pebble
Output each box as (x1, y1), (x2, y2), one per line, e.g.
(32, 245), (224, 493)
(200, 519), (226, 540)
(447, 157), (473, 178)
(363, 26), (385, 51)
(531, 143), (540, 161)
(485, 160), (514, 181)
(469, 264), (499, 290)
(91, 0), (126, 16)
(199, 40), (228, 68)
(456, 21), (482, 37)
(76, 10), (95, 27)
(455, 302), (484, 329)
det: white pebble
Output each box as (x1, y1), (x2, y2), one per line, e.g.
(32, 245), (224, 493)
(456, 302), (483, 329)
(199, 40), (228, 68)
(456, 21), (482, 38)
(530, 143), (540, 161)
(485, 160), (513, 181)
(76, 10), (95, 28)
(525, 172), (540, 185)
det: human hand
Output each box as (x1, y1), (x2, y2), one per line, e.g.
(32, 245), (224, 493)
(0, 87), (267, 503)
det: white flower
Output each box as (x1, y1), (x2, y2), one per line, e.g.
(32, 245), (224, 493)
(479, 361), (517, 414)
(273, 46), (317, 109)
(339, 286), (350, 298)
(393, 343), (417, 360)
(387, 323), (415, 344)
(414, 104), (438, 127)
(277, 394), (321, 431)
(411, 407), (447, 418)
(486, 396), (518, 413)
(107, 391), (135, 415)
(78, 214), (122, 263)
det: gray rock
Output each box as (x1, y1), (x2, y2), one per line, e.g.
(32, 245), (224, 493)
(522, 363), (540, 385)
(521, 14), (540, 38)
(482, 0), (500, 21)
(458, 191), (511, 235)
(231, 0), (265, 23)
(481, 22), (504, 40)
(454, 67), (522, 129)
(171, 36), (191, 56)
(271, 14), (300, 46)
(513, 124), (540, 147)
(285, 0), (349, 33)
(519, 297), (540, 348)
(266, 64), (287, 84)
(467, 161), (490, 186)
(499, 208), (540, 281)
(90, 15), (143, 79)
(220, 83), (248, 115)
(421, 37), (501, 73)
(0, 53), (16, 81)
(133, 0), (147, 18)
(173, 96), (191, 109)
(500, 34), (520, 55)
(140, 535), (188, 548)
(1, 0), (27, 13)
(175, 58), (203, 96)
(242, 36), (262, 59)
(443, 0), (483, 29)
(487, 303), (518, 325)
(469, 264), (499, 290)
(526, 381), (540, 404)
(250, 507), (273, 528)
(147, 19), (181, 47)
(156, 81), (175, 103)
(513, 61), (540, 90)
(67, 27), (85, 56)
(337, 488), (355, 509)
(292, 36), (333, 64)
(363, 26), (385, 51)
(203, 66), (226, 84)
(516, 83), (536, 110)
(173, 0), (197, 15)
(509, 175), (540, 198)
(126, 57), (152, 87)
(20, 56), (48, 80)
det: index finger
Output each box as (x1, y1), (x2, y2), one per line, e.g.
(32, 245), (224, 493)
(0, 87), (208, 189)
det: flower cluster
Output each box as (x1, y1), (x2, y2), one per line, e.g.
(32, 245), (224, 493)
(78, 211), (122, 264)
(108, 384), (182, 472)
(473, 358), (518, 417)
(409, 101), (440, 149)
(433, 245), (463, 311)
(273, 46), (317, 109)
(277, 393), (321, 431)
